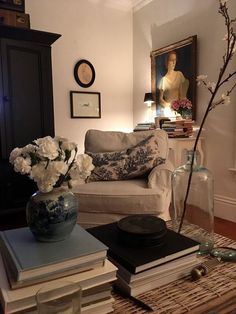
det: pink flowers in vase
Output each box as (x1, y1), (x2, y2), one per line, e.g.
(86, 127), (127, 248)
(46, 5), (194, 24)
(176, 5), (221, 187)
(171, 98), (192, 118)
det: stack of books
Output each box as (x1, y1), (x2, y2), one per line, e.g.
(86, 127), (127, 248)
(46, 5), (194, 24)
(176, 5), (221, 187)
(161, 119), (194, 138)
(133, 122), (156, 132)
(88, 222), (201, 297)
(0, 225), (117, 313)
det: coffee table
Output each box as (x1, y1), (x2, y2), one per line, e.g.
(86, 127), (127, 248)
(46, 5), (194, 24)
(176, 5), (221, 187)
(112, 232), (236, 313)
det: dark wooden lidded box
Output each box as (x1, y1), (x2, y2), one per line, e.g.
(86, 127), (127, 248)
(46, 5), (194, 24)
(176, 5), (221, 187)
(0, 0), (29, 29)
(0, 8), (29, 28)
(0, 0), (25, 12)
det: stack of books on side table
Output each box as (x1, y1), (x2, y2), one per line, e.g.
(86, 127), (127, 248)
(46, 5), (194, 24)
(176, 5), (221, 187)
(0, 225), (117, 314)
(133, 122), (156, 132)
(88, 222), (201, 297)
(161, 119), (194, 138)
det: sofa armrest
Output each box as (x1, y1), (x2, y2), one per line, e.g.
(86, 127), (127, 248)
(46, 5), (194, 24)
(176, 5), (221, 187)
(148, 160), (174, 189)
(147, 160), (174, 221)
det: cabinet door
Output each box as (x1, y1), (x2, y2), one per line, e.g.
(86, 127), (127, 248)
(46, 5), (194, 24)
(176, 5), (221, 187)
(0, 37), (55, 159)
(0, 37), (55, 218)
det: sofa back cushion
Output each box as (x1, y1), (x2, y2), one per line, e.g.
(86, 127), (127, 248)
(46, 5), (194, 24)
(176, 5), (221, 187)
(85, 129), (168, 158)
(85, 130), (169, 182)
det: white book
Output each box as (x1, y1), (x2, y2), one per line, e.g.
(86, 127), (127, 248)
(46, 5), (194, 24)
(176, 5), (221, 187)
(18, 297), (114, 314)
(116, 260), (201, 297)
(0, 225), (107, 283)
(110, 252), (199, 284)
(0, 254), (117, 313)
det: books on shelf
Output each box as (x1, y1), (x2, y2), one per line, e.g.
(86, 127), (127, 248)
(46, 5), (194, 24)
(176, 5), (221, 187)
(87, 222), (199, 274)
(0, 225), (108, 287)
(133, 122), (156, 131)
(0, 253), (117, 313)
(161, 119), (194, 138)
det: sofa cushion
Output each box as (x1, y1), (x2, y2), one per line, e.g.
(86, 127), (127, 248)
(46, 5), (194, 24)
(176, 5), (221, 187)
(85, 129), (168, 158)
(87, 134), (166, 182)
(74, 178), (171, 228)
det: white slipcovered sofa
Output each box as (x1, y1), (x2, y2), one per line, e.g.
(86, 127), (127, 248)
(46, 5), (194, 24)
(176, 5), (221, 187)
(74, 129), (174, 228)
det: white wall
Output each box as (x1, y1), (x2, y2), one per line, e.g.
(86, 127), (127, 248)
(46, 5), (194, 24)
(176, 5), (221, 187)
(25, 0), (133, 153)
(133, 0), (236, 221)
(25, 0), (236, 222)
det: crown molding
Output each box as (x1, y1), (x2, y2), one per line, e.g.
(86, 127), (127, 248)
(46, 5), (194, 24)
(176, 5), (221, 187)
(131, 0), (153, 11)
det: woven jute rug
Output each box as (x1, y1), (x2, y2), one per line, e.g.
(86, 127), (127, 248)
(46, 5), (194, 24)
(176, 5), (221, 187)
(112, 231), (236, 314)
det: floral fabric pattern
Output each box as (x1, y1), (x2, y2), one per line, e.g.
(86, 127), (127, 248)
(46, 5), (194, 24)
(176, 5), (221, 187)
(87, 135), (166, 182)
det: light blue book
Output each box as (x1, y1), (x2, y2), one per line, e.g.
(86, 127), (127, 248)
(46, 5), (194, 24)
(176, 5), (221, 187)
(0, 224), (107, 284)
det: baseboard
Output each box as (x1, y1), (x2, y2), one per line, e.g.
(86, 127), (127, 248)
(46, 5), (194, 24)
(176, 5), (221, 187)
(214, 194), (236, 222)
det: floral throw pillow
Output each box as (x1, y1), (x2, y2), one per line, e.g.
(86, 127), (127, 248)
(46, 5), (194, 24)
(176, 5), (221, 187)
(87, 135), (165, 182)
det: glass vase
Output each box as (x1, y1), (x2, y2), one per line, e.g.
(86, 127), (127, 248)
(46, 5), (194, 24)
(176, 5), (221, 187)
(171, 150), (214, 254)
(26, 187), (78, 242)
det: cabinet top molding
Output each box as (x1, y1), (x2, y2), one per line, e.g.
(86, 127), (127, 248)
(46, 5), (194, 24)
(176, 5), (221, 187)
(0, 25), (61, 45)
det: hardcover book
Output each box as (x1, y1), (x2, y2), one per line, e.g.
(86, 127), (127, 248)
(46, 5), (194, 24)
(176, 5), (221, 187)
(0, 225), (107, 283)
(88, 222), (199, 273)
(116, 263), (197, 296)
(0, 254), (117, 314)
(109, 252), (199, 284)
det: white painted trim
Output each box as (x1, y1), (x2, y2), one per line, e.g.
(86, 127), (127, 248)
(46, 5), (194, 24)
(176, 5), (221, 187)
(214, 194), (236, 223)
(132, 0), (153, 11)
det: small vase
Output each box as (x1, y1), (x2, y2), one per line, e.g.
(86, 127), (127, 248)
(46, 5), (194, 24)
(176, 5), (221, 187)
(181, 111), (192, 120)
(26, 187), (78, 242)
(171, 150), (214, 254)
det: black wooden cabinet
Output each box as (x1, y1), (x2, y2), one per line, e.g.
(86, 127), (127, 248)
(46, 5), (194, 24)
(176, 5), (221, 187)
(0, 26), (61, 228)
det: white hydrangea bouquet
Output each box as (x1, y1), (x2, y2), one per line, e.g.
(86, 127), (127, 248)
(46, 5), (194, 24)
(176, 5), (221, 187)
(9, 136), (94, 193)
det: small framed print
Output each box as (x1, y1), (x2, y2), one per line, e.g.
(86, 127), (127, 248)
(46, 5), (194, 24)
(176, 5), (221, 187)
(70, 91), (101, 118)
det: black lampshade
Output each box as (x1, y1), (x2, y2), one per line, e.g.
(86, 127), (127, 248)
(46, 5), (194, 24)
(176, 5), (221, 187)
(144, 93), (154, 103)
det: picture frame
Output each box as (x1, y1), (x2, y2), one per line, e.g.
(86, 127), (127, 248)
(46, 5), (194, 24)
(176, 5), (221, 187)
(151, 35), (197, 119)
(70, 91), (101, 118)
(73, 59), (95, 88)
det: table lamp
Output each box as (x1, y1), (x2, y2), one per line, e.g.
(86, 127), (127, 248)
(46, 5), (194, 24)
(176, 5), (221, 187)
(144, 93), (154, 107)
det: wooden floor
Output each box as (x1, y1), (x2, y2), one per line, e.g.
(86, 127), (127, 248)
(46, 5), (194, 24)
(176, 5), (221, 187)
(214, 217), (236, 241)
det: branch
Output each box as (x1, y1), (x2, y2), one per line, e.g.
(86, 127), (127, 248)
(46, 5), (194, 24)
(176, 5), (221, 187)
(218, 70), (236, 87)
(178, 0), (236, 234)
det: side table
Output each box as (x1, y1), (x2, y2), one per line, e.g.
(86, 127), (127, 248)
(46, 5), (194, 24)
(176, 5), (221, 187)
(168, 137), (205, 168)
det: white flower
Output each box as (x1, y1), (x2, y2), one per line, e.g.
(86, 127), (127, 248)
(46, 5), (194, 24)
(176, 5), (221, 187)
(31, 163), (59, 193)
(9, 135), (92, 193)
(35, 136), (59, 160)
(37, 181), (54, 193)
(196, 74), (207, 81)
(9, 147), (22, 164)
(220, 0), (229, 5)
(196, 75), (207, 85)
(221, 93), (231, 105)
(55, 136), (77, 151)
(21, 144), (37, 156)
(30, 163), (47, 182)
(13, 156), (31, 174)
(70, 154), (94, 182)
(49, 161), (68, 176)
(206, 81), (216, 92)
